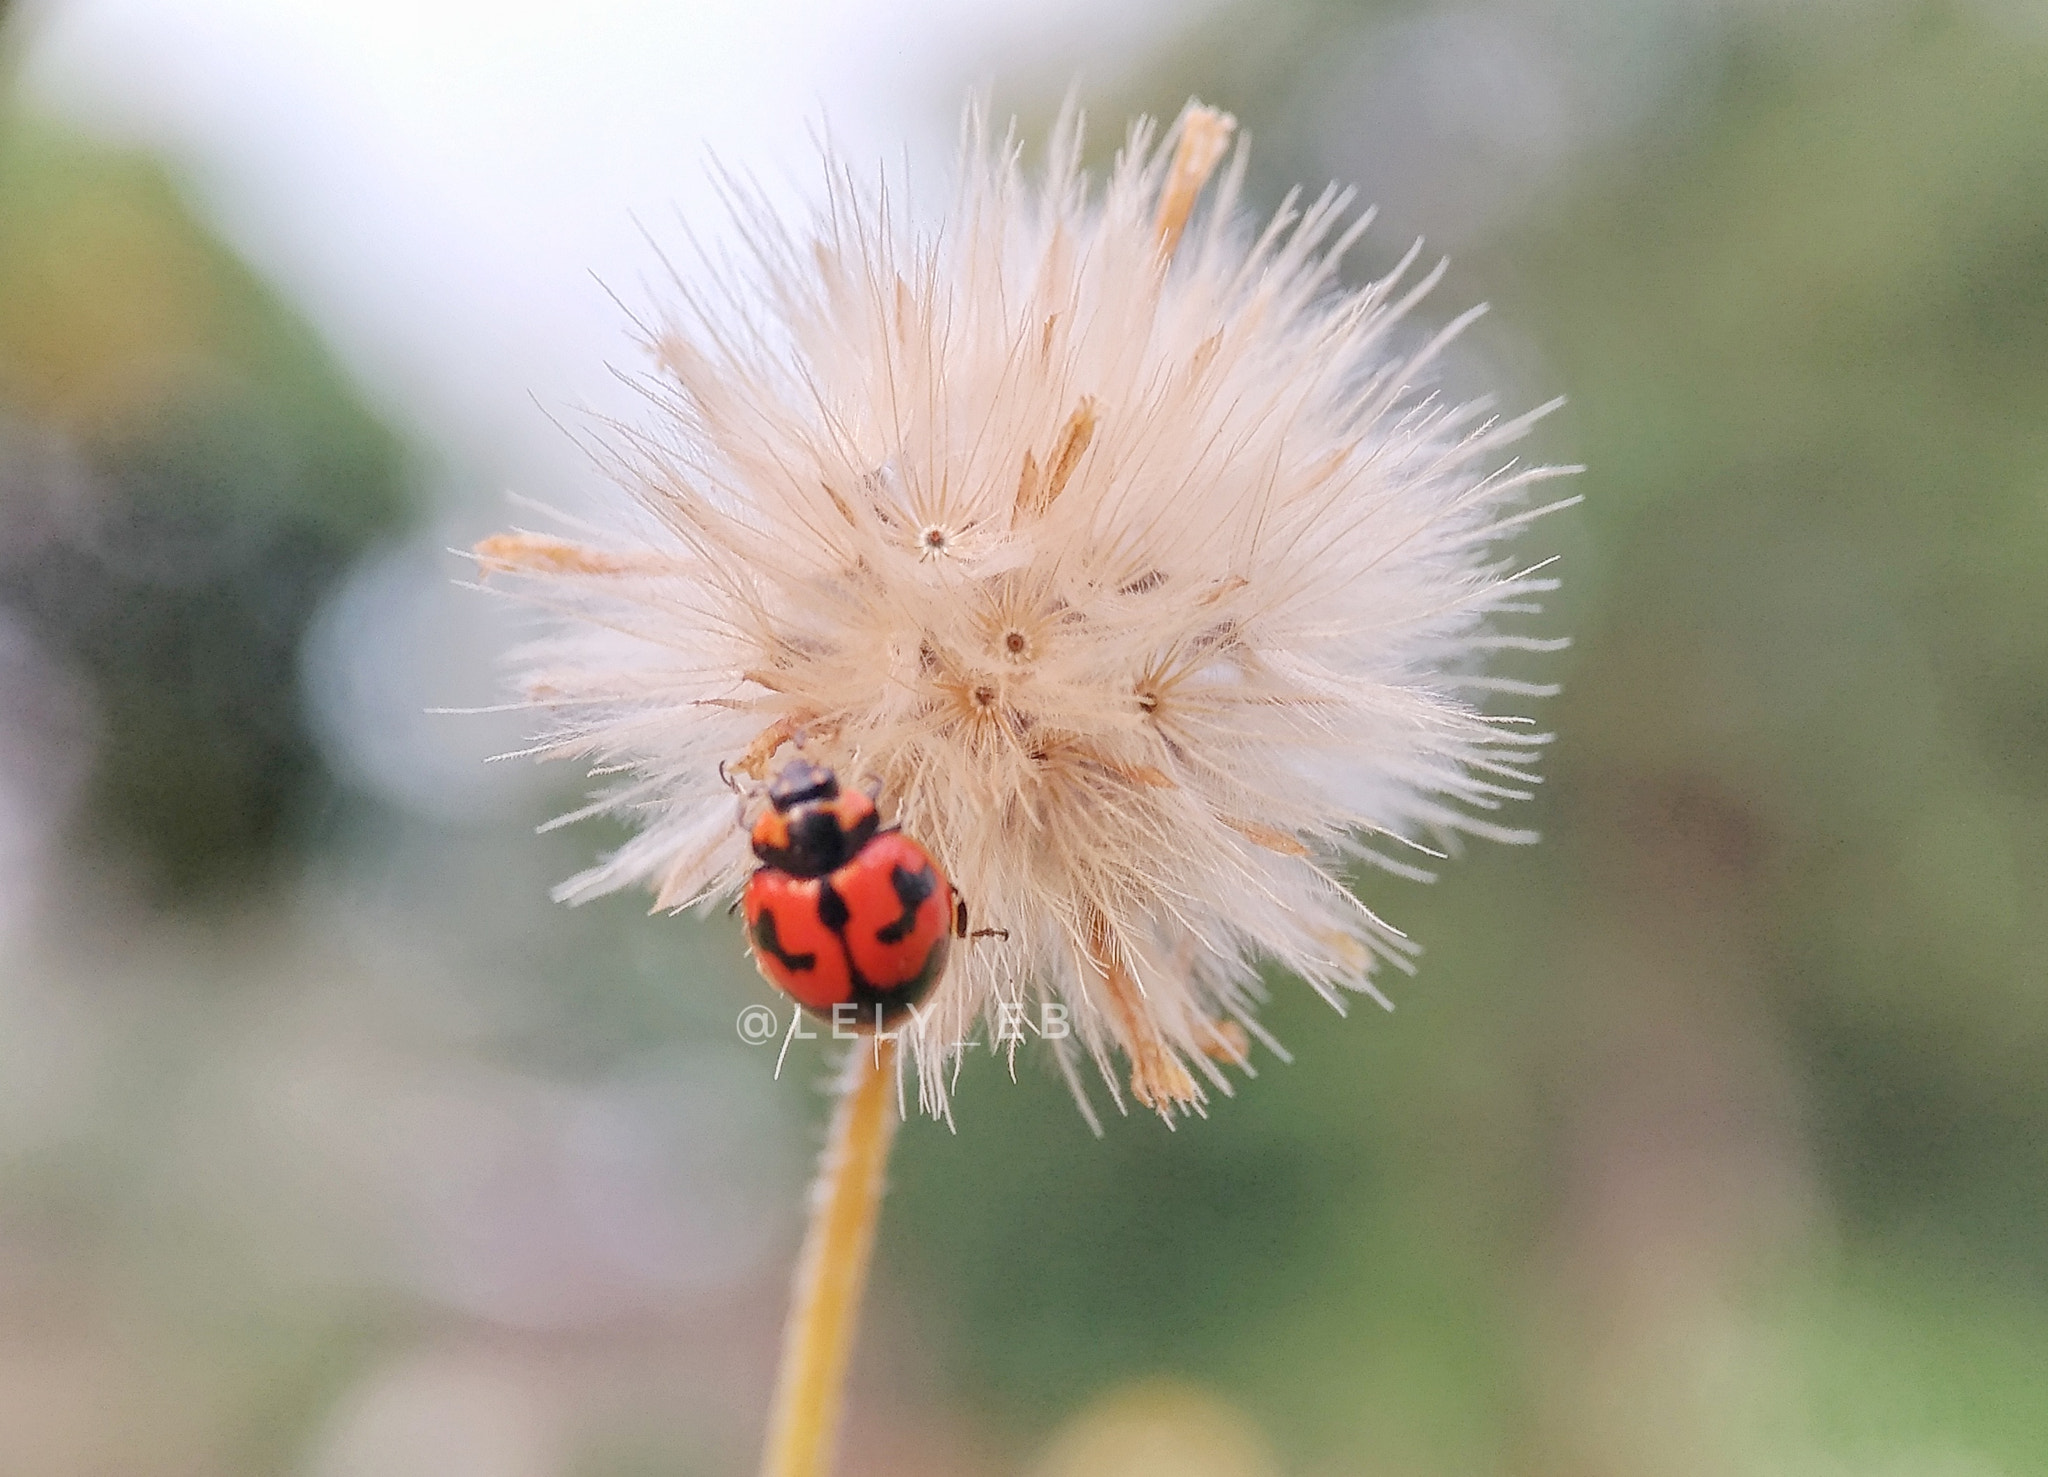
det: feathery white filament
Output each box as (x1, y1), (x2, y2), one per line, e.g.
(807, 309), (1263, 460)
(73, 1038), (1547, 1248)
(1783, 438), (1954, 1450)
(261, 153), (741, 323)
(481, 101), (1577, 1124)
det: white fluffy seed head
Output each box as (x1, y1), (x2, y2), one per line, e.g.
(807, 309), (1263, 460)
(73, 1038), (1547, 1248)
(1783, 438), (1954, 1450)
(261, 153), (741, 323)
(479, 100), (1577, 1125)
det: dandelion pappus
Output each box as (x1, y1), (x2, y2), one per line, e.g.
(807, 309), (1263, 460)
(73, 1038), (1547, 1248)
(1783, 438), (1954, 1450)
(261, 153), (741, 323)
(478, 99), (1574, 1120)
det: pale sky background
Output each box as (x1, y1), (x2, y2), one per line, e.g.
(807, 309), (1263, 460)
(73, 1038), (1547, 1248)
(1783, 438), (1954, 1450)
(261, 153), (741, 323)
(17, 0), (1190, 478)
(12, 0), (1195, 817)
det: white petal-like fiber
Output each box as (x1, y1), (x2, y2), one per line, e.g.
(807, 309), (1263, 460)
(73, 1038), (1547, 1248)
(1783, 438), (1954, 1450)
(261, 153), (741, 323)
(480, 101), (1576, 1123)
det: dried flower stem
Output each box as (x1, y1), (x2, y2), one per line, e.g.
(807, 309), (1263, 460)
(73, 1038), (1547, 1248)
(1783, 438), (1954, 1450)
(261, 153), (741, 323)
(758, 1037), (901, 1477)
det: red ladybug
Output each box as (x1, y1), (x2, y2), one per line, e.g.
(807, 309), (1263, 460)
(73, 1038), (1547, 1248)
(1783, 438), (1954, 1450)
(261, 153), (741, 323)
(741, 759), (968, 1025)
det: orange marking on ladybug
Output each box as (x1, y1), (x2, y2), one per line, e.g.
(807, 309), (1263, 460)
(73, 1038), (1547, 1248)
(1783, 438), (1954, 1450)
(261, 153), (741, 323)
(752, 807), (792, 856)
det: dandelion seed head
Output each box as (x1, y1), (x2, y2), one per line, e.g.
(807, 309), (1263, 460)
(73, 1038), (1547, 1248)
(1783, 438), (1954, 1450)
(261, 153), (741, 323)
(481, 100), (1577, 1123)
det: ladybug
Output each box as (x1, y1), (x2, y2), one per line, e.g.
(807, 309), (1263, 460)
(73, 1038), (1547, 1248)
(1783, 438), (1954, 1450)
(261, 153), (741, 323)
(741, 759), (977, 1025)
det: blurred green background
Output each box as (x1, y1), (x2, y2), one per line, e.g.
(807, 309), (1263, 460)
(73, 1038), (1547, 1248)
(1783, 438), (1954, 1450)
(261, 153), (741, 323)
(1, 2), (2044, 1474)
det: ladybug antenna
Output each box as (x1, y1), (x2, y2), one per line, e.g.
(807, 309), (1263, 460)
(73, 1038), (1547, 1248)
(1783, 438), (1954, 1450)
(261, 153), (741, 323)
(720, 758), (771, 827)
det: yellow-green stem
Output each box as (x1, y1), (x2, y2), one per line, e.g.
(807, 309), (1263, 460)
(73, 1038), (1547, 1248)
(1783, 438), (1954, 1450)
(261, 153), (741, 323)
(757, 1035), (900, 1477)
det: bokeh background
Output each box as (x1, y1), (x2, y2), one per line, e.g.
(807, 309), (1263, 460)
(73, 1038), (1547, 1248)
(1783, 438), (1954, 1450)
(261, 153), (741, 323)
(2, 0), (2045, 1473)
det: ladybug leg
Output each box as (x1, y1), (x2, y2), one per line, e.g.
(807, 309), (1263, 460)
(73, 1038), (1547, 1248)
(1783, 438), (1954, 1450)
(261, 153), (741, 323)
(721, 763), (752, 829)
(954, 895), (1009, 943)
(719, 758), (773, 800)
(720, 757), (771, 829)
(861, 775), (902, 837)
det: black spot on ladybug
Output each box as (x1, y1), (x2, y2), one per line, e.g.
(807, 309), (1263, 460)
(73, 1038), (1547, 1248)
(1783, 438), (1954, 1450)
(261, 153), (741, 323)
(786, 807), (852, 874)
(876, 863), (938, 944)
(847, 933), (950, 1018)
(751, 910), (816, 974)
(816, 880), (851, 932)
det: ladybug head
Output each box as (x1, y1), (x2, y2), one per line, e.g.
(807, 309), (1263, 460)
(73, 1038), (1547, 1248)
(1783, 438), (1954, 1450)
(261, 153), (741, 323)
(766, 759), (839, 811)
(751, 759), (880, 877)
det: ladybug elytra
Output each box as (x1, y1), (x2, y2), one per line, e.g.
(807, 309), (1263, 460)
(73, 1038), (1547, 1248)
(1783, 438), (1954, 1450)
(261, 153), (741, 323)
(741, 759), (969, 1026)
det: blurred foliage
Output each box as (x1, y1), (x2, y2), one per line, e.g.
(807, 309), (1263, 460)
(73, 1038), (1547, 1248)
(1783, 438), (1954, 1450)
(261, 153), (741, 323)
(889, 5), (2048, 1475)
(2, 3), (2045, 1475)
(0, 115), (413, 901)
(1497, 9), (2048, 1270)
